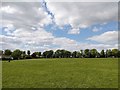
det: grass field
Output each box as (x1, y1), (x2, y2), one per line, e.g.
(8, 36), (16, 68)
(2, 58), (118, 88)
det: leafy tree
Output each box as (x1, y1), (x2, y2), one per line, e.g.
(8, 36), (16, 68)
(100, 50), (105, 58)
(21, 51), (26, 59)
(38, 52), (41, 57)
(4, 49), (12, 61)
(76, 51), (82, 58)
(112, 49), (119, 57)
(61, 50), (66, 58)
(118, 50), (120, 57)
(106, 49), (112, 58)
(64, 50), (71, 58)
(43, 50), (54, 58)
(54, 49), (71, 58)
(72, 51), (77, 58)
(84, 49), (90, 58)
(96, 52), (101, 58)
(90, 49), (98, 58)
(31, 52), (41, 58)
(27, 50), (30, 55)
(31, 52), (37, 58)
(55, 49), (62, 58)
(80, 50), (84, 57)
(4, 49), (12, 56)
(11, 49), (22, 60)
(25, 50), (32, 59)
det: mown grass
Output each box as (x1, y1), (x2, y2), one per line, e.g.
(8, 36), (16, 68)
(2, 58), (118, 88)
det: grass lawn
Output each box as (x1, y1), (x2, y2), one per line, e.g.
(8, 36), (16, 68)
(2, 58), (118, 88)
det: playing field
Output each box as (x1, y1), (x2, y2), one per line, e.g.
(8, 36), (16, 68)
(2, 58), (118, 88)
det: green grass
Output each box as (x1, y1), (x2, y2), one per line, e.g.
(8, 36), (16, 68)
(2, 58), (118, 88)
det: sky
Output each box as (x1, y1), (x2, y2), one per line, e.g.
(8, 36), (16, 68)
(0, 1), (119, 52)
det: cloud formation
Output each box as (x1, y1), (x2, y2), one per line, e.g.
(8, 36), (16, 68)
(87, 31), (118, 44)
(47, 2), (118, 34)
(0, 2), (118, 52)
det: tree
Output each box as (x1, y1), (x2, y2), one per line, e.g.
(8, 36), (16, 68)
(76, 51), (82, 58)
(90, 49), (98, 58)
(33, 52), (41, 58)
(118, 50), (120, 57)
(11, 49), (22, 60)
(61, 50), (66, 58)
(55, 49), (62, 58)
(72, 51), (77, 58)
(80, 50), (84, 57)
(64, 50), (71, 58)
(48, 50), (54, 58)
(4, 49), (12, 56)
(106, 49), (112, 58)
(31, 52), (37, 58)
(25, 50), (32, 59)
(4, 49), (12, 61)
(43, 50), (54, 58)
(112, 49), (119, 58)
(27, 50), (30, 56)
(84, 49), (90, 58)
(38, 52), (41, 57)
(21, 51), (26, 59)
(100, 50), (105, 58)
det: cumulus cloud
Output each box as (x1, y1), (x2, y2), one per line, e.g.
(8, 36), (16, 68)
(1, 2), (52, 29)
(0, 6), (17, 14)
(87, 31), (118, 44)
(47, 2), (118, 34)
(0, 2), (118, 52)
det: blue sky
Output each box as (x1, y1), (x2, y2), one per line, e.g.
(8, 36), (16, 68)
(45, 21), (118, 42)
(0, 1), (118, 52)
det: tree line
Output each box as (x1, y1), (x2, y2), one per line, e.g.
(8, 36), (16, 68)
(0, 48), (120, 60)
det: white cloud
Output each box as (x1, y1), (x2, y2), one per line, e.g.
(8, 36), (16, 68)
(1, 31), (118, 52)
(0, 2), (118, 52)
(87, 31), (118, 44)
(92, 27), (101, 32)
(1, 2), (52, 30)
(0, 2), (53, 52)
(0, 6), (17, 14)
(47, 2), (118, 34)
(68, 28), (80, 34)
(3, 24), (15, 35)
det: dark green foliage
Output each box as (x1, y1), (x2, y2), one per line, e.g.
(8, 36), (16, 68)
(54, 49), (71, 58)
(72, 51), (77, 58)
(4, 49), (12, 56)
(55, 49), (62, 58)
(84, 49), (90, 58)
(100, 50), (105, 58)
(11, 49), (22, 60)
(106, 49), (112, 58)
(112, 49), (119, 58)
(27, 50), (30, 55)
(31, 53), (37, 58)
(2, 48), (120, 60)
(21, 51), (26, 59)
(90, 49), (98, 58)
(43, 50), (54, 58)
